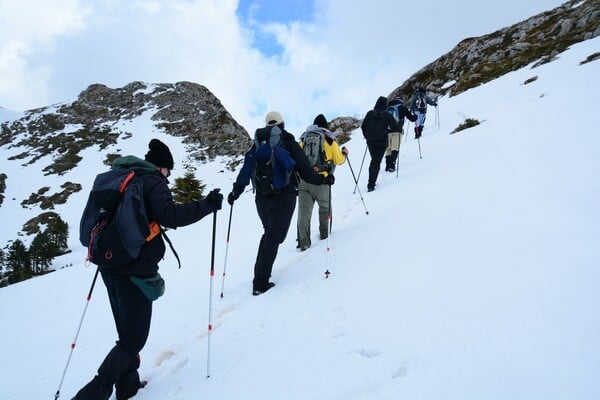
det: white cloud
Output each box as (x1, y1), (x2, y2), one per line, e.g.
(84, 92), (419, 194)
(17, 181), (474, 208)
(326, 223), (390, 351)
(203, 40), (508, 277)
(0, 0), (89, 108)
(0, 0), (567, 134)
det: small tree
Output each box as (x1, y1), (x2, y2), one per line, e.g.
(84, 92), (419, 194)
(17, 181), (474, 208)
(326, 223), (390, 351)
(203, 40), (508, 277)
(5, 239), (32, 284)
(0, 248), (6, 287)
(29, 232), (56, 273)
(46, 216), (69, 254)
(172, 168), (205, 203)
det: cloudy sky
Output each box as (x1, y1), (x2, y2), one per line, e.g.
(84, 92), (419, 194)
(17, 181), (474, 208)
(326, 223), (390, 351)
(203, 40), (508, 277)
(0, 0), (565, 134)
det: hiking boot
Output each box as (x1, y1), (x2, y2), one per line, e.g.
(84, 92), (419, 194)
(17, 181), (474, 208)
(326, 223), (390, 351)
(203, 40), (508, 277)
(367, 186), (375, 192)
(115, 370), (147, 400)
(415, 126), (423, 139)
(298, 240), (310, 251)
(71, 376), (112, 400)
(320, 233), (328, 240)
(252, 282), (275, 296)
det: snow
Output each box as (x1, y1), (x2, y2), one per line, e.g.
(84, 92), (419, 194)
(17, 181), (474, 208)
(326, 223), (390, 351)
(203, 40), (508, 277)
(1, 37), (599, 399)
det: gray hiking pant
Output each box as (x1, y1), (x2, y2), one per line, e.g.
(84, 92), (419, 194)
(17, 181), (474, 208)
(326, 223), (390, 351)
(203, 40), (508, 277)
(297, 180), (330, 248)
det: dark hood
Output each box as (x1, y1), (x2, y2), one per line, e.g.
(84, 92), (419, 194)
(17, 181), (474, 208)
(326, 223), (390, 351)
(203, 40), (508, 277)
(374, 96), (388, 112)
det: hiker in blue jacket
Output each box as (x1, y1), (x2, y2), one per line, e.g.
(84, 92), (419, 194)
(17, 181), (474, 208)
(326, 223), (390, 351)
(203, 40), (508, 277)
(410, 87), (437, 139)
(73, 139), (223, 400)
(227, 111), (334, 296)
(385, 97), (417, 172)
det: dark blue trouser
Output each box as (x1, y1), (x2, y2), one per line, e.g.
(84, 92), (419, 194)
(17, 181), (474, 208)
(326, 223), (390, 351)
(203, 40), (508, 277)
(253, 191), (296, 290)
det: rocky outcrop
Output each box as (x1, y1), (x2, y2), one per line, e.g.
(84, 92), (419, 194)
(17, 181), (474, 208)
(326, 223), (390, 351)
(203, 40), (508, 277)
(0, 81), (251, 175)
(390, 0), (600, 100)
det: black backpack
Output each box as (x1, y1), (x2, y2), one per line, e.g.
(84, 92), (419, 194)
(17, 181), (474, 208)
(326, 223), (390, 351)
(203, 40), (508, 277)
(251, 126), (296, 196)
(80, 169), (161, 269)
(364, 111), (389, 145)
(415, 93), (427, 111)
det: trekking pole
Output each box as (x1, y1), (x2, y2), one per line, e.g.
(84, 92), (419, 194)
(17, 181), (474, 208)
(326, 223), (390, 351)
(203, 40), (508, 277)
(346, 156), (369, 215)
(54, 267), (101, 400)
(417, 137), (423, 159)
(219, 204), (234, 298)
(206, 209), (217, 378)
(325, 184), (332, 279)
(396, 127), (402, 179)
(436, 106), (440, 129)
(353, 146), (367, 194)
(328, 183), (333, 234)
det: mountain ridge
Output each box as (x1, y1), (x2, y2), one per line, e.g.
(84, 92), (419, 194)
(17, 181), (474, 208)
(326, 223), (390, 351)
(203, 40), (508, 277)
(390, 0), (599, 99)
(0, 0), (599, 276)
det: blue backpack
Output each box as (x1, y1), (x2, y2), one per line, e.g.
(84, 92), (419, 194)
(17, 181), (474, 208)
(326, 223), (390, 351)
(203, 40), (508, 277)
(251, 126), (296, 195)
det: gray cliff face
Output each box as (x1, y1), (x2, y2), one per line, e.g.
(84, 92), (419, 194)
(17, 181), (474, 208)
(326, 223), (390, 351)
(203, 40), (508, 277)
(0, 81), (251, 177)
(390, 0), (600, 99)
(0, 81), (251, 240)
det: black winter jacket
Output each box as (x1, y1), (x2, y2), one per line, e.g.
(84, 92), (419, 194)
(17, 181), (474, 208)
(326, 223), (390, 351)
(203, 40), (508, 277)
(387, 99), (417, 130)
(361, 96), (399, 147)
(110, 156), (214, 276)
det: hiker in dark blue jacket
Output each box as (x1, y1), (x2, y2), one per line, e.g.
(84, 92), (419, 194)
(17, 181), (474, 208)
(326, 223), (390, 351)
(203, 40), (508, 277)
(73, 139), (223, 400)
(361, 96), (399, 191)
(410, 87), (437, 139)
(227, 111), (334, 296)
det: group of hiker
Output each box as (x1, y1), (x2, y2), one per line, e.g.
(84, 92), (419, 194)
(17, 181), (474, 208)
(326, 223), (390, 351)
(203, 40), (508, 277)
(70, 87), (437, 400)
(361, 87), (437, 191)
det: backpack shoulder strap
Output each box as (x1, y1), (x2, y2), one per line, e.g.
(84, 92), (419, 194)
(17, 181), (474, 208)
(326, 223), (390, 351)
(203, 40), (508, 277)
(160, 228), (181, 269)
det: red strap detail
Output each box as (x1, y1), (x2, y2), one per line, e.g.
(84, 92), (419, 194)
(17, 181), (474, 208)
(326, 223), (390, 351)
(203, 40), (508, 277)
(119, 171), (136, 193)
(87, 220), (107, 262)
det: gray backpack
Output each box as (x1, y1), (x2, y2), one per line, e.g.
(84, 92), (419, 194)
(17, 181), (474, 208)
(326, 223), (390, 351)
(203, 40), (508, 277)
(301, 128), (327, 172)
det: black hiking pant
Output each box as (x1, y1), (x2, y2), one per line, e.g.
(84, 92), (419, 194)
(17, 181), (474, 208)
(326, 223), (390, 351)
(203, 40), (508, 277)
(102, 272), (152, 355)
(367, 142), (387, 189)
(253, 191), (296, 290)
(73, 273), (151, 399)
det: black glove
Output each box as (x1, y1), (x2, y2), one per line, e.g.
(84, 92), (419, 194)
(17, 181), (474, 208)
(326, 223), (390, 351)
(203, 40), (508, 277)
(322, 174), (335, 185)
(205, 188), (223, 211)
(228, 191), (240, 205)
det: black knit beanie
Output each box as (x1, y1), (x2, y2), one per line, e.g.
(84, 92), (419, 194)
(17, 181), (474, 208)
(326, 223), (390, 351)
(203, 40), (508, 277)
(145, 138), (174, 169)
(313, 114), (328, 129)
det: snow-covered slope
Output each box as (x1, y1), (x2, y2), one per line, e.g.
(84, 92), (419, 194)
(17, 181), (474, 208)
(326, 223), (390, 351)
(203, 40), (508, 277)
(0, 37), (598, 399)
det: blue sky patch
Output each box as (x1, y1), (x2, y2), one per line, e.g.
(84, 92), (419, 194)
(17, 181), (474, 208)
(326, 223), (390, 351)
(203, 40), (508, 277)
(237, 0), (314, 57)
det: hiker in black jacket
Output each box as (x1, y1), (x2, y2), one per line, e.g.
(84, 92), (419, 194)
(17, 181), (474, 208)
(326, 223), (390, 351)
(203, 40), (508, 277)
(361, 96), (399, 191)
(72, 139), (223, 400)
(227, 111), (334, 296)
